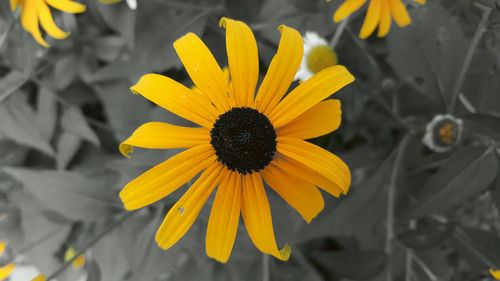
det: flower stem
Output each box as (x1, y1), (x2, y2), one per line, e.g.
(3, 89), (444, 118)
(449, 3), (492, 113)
(44, 212), (134, 281)
(386, 134), (411, 281)
(262, 254), (270, 281)
(330, 16), (349, 48)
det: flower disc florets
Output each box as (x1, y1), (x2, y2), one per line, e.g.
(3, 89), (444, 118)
(210, 107), (277, 174)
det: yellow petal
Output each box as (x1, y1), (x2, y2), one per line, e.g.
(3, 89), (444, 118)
(44, 0), (86, 13)
(119, 122), (210, 157)
(0, 263), (15, 280)
(156, 164), (225, 249)
(261, 163), (324, 223)
(277, 137), (351, 194)
(241, 173), (291, 261)
(413, 0), (426, 5)
(21, 0), (49, 48)
(277, 99), (341, 139)
(10, 0), (19, 11)
(490, 269), (500, 280)
(333, 0), (367, 23)
(220, 17), (259, 107)
(72, 255), (85, 269)
(31, 274), (46, 281)
(35, 0), (70, 39)
(254, 25), (303, 115)
(99, 0), (123, 4)
(389, 0), (411, 27)
(130, 74), (218, 128)
(0, 241), (5, 256)
(359, 0), (382, 39)
(269, 65), (354, 128)
(173, 33), (230, 113)
(206, 172), (241, 263)
(119, 144), (216, 210)
(377, 0), (392, 37)
(273, 155), (344, 197)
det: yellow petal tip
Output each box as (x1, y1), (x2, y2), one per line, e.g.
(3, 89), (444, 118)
(119, 143), (133, 158)
(219, 17), (229, 28)
(31, 274), (46, 281)
(278, 244), (292, 261)
(490, 269), (500, 280)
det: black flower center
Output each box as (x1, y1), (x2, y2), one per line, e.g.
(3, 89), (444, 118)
(210, 107), (277, 174)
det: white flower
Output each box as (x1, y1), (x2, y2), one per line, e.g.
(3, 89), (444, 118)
(126, 0), (137, 10)
(422, 114), (463, 153)
(295, 32), (338, 82)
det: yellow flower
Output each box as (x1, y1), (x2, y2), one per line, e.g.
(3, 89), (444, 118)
(64, 247), (86, 269)
(491, 269), (500, 280)
(295, 32), (338, 82)
(333, 0), (426, 39)
(119, 18), (354, 263)
(10, 0), (86, 47)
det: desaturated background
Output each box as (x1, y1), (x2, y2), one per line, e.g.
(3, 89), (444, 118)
(0, 0), (500, 280)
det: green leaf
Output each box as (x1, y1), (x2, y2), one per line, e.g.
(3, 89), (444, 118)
(0, 95), (54, 156)
(62, 106), (100, 146)
(405, 146), (499, 218)
(451, 227), (500, 270)
(398, 222), (454, 249)
(463, 113), (500, 143)
(56, 132), (82, 170)
(92, 1), (209, 81)
(387, 1), (468, 110)
(309, 250), (387, 280)
(0, 70), (27, 103)
(3, 167), (121, 222)
(35, 86), (57, 140)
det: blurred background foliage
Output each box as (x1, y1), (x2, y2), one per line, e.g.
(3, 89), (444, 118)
(0, 0), (500, 280)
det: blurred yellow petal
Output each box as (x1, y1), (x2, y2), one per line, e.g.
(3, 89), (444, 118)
(130, 74), (218, 128)
(206, 172), (241, 263)
(119, 122), (210, 157)
(156, 164), (225, 249)
(277, 137), (351, 194)
(35, 0), (69, 39)
(10, 0), (19, 11)
(413, 0), (426, 4)
(220, 17), (259, 107)
(389, 0), (411, 27)
(261, 163), (324, 223)
(31, 274), (46, 281)
(269, 65), (354, 127)
(45, 0), (86, 13)
(119, 144), (216, 210)
(241, 173), (291, 261)
(491, 269), (500, 280)
(333, 0), (367, 22)
(72, 255), (85, 269)
(0, 263), (15, 280)
(0, 241), (5, 256)
(254, 25), (303, 115)
(174, 33), (230, 113)
(377, 0), (392, 37)
(277, 99), (341, 139)
(359, 0), (382, 39)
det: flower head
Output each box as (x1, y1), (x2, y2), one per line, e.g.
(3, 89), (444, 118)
(422, 114), (463, 153)
(10, 0), (86, 47)
(119, 18), (354, 263)
(333, 0), (426, 39)
(295, 32), (338, 82)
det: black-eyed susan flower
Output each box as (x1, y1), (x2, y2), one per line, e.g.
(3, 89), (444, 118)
(422, 114), (463, 153)
(119, 17), (354, 263)
(10, 0), (86, 47)
(333, 0), (426, 39)
(0, 241), (15, 281)
(491, 269), (500, 280)
(295, 32), (338, 82)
